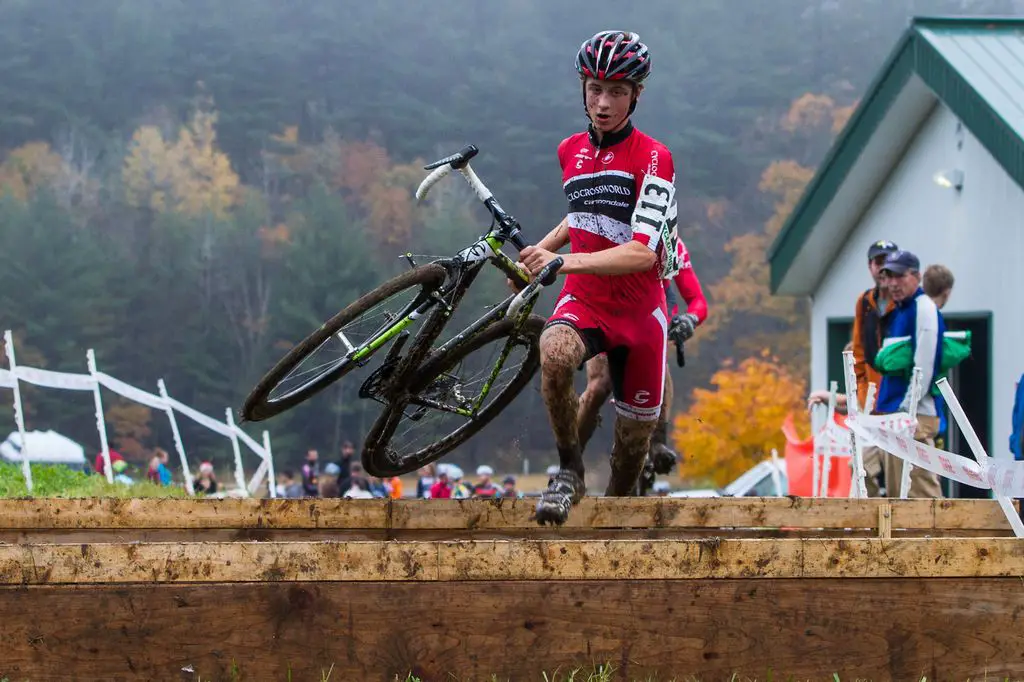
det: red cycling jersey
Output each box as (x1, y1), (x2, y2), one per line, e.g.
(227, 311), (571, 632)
(664, 240), (708, 323)
(556, 122), (677, 315)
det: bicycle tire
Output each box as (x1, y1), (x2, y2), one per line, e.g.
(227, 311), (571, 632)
(240, 263), (447, 422)
(362, 314), (545, 477)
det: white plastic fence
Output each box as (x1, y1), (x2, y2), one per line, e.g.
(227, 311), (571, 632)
(813, 349), (1024, 537)
(0, 329), (276, 497)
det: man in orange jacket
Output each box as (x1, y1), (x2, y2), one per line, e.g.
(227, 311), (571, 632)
(851, 239), (900, 496)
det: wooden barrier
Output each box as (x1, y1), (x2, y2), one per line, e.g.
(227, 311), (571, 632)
(1, 497), (1022, 680)
(0, 496), (1018, 542)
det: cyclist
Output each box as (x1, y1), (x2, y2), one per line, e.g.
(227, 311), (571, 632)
(517, 30), (680, 525)
(577, 237), (708, 489)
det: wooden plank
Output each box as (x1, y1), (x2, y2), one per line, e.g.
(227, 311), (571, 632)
(2, 538), (1022, 584)
(2, 579), (1023, 680)
(0, 541), (438, 585)
(878, 503), (893, 539)
(0, 497), (391, 530)
(2, 526), (1013, 545)
(0, 497), (1015, 532)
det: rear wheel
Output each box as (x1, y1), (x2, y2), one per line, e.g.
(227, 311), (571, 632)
(241, 264), (447, 422)
(362, 315), (545, 476)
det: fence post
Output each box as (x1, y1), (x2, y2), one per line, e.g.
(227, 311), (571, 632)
(769, 448), (784, 497)
(224, 408), (249, 496)
(157, 379), (195, 496)
(818, 381), (838, 498)
(842, 349), (868, 498)
(899, 367), (923, 499)
(262, 430), (277, 498)
(3, 330), (32, 492)
(86, 349), (114, 484)
(936, 378), (1024, 538)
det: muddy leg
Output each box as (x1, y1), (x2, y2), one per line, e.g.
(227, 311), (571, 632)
(648, 365), (679, 475)
(577, 354), (612, 453)
(535, 325), (588, 526)
(539, 325), (587, 477)
(605, 415), (657, 497)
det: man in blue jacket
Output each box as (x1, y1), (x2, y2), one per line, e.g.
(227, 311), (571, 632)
(875, 250), (944, 498)
(1011, 374), (1023, 461)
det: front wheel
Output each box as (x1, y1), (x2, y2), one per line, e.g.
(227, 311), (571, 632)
(362, 315), (545, 476)
(240, 264), (447, 422)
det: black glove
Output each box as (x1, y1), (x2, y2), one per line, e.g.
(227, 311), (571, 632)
(668, 312), (698, 345)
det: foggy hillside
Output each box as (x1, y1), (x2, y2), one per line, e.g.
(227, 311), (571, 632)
(0, 0), (1017, 475)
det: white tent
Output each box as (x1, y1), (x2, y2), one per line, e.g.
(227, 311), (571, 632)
(0, 430), (87, 469)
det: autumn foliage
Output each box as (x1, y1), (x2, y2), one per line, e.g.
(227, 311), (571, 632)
(122, 97), (240, 218)
(672, 352), (809, 487)
(104, 400), (153, 461)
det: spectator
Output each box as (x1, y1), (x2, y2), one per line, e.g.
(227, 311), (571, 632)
(501, 475), (523, 499)
(278, 470), (303, 498)
(301, 449), (319, 497)
(94, 449), (125, 477)
(851, 239), (900, 496)
(922, 264), (955, 309)
(147, 448), (172, 486)
(472, 465), (501, 498)
(1011, 373), (1023, 462)
(343, 476), (374, 499)
(111, 458), (133, 486)
(429, 469), (452, 499)
(807, 341), (854, 414)
(923, 264), (956, 449)
(319, 462), (342, 498)
(449, 466), (472, 499)
(386, 476), (403, 499)
(336, 441), (355, 494)
(872, 250), (944, 498)
(416, 464), (436, 499)
(367, 476), (389, 498)
(193, 461), (218, 494)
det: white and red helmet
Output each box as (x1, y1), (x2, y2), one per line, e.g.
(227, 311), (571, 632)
(575, 31), (652, 84)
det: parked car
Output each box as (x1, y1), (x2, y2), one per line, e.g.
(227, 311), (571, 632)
(668, 458), (788, 498)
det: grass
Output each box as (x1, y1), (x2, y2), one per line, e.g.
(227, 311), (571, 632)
(0, 462), (191, 498)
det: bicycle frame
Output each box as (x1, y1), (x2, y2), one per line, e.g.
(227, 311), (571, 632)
(348, 145), (560, 418)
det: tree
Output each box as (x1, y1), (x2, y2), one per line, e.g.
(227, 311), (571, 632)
(691, 91), (856, 379)
(0, 142), (63, 201)
(672, 352), (809, 487)
(122, 96), (239, 219)
(105, 399), (153, 461)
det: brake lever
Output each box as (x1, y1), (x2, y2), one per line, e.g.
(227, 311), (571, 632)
(507, 257), (563, 319)
(676, 341), (686, 368)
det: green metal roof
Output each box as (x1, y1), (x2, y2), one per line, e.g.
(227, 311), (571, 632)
(769, 16), (1024, 294)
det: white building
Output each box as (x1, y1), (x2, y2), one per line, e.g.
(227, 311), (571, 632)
(769, 17), (1024, 497)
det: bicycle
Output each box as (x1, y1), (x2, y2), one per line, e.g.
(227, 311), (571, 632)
(240, 145), (562, 477)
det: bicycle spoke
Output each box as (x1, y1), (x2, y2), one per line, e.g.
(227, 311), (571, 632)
(384, 334), (533, 458)
(266, 287), (423, 403)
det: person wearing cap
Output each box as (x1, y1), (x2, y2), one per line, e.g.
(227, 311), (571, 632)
(873, 249), (944, 498)
(501, 476), (523, 499)
(193, 461), (218, 494)
(850, 239), (900, 496)
(472, 465), (501, 498)
(429, 467), (452, 499)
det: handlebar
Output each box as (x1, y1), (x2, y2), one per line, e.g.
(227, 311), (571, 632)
(416, 145), (529, 251)
(506, 257), (563, 319)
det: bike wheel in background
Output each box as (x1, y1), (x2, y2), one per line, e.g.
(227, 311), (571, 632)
(361, 315), (545, 477)
(241, 264), (447, 422)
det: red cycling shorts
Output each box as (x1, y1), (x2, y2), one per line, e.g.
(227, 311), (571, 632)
(545, 293), (668, 421)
